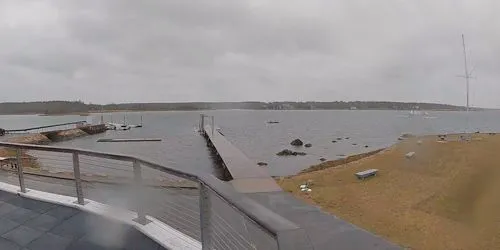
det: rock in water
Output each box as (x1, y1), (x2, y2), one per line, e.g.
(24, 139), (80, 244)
(319, 158), (327, 162)
(290, 139), (304, 146)
(304, 143), (312, 148)
(276, 149), (307, 156)
(401, 133), (415, 138)
(277, 149), (294, 156)
(332, 140), (337, 143)
(257, 162), (268, 166)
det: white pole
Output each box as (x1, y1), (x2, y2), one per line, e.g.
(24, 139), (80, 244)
(462, 34), (470, 115)
(461, 34), (472, 138)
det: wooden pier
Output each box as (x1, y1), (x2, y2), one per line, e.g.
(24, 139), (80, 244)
(201, 124), (281, 193)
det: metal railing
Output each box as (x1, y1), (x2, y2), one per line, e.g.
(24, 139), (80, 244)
(0, 142), (312, 250)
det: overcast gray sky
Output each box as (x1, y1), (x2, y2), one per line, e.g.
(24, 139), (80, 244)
(0, 0), (499, 107)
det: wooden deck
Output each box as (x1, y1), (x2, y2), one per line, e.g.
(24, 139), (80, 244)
(202, 125), (281, 193)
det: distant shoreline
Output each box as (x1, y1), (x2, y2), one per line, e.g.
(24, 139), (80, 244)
(0, 109), (487, 116)
(0, 108), (488, 116)
(0, 101), (482, 115)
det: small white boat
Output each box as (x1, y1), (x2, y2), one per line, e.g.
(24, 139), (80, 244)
(107, 123), (131, 130)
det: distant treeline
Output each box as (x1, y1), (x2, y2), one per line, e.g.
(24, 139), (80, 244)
(0, 101), (474, 115)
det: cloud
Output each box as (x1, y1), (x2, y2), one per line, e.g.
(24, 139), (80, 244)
(0, 0), (499, 107)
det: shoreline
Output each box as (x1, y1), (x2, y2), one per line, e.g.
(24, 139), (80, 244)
(277, 132), (500, 250)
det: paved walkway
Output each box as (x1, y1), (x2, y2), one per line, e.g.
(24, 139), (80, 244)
(0, 190), (164, 250)
(248, 192), (401, 250)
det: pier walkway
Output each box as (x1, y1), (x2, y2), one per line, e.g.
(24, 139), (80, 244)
(202, 125), (281, 193)
(201, 121), (401, 250)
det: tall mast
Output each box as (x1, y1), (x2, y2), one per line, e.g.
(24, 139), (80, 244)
(462, 34), (470, 114)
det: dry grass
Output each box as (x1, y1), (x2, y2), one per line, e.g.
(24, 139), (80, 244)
(277, 133), (500, 250)
(6, 134), (51, 145)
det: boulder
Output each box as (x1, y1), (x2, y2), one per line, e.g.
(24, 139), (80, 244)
(320, 158), (327, 162)
(405, 152), (416, 159)
(401, 133), (415, 138)
(304, 143), (312, 148)
(332, 140), (337, 143)
(257, 162), (268, 166)
(276, 149), (307, 156)
(290, 139), (304, 146)
(277, 149), (294, 156)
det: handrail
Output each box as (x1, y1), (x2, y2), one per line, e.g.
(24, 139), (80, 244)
(0, 141), (301, 242)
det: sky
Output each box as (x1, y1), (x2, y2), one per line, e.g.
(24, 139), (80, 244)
(0, 1), (499, 107)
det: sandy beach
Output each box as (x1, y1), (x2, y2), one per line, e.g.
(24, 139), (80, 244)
(277, 133), (500, 250)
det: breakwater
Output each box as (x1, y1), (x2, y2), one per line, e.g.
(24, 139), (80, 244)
(6, 124), (106, 145)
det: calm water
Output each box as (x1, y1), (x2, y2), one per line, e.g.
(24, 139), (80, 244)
(2, 110), (500, 176)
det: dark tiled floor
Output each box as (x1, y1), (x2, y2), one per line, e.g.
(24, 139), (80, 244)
(0, 190), (165, 250)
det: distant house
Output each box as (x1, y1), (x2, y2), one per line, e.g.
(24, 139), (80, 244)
(350, 106), (357, 110)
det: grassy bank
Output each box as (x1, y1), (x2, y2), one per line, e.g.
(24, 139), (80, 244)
(277, 133), (500, 250)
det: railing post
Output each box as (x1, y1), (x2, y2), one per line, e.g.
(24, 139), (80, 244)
(15, 148), (27, 193)
(211, 116), (215, 136)
(133, 160), (151, 225)
(199, 183), (212, 249)
(200, 114), (205, 132)
(72, 152), (86, 205)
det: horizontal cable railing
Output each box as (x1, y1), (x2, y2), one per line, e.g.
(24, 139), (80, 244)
(0, 142), (312, 250)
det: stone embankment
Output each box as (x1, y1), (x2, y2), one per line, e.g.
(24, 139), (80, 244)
(6, 124), (106, 144)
